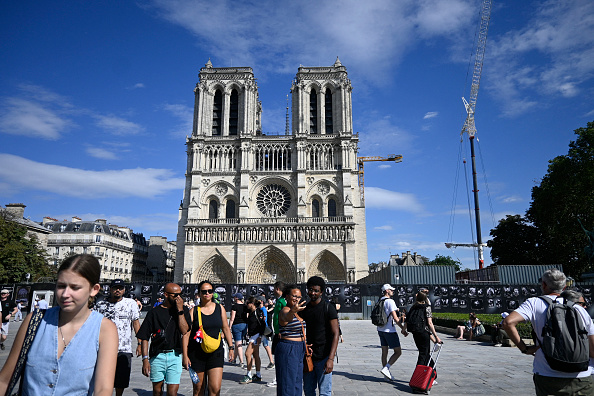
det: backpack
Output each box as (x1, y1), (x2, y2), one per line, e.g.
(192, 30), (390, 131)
(406, 304), (427, 333)
(536, 296), (590, 373)
(371, 298), (388, 326)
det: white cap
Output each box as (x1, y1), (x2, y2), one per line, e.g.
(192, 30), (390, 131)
(381, 284), (395, 292)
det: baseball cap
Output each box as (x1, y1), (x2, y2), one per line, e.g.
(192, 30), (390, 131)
(0, 289), (9, 294)
(234, 292), (244, 300)
(110, 279), (125, 288)
(381, 284), (395, 292)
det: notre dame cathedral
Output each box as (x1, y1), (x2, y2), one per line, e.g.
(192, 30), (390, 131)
(175, 58), (368, 284)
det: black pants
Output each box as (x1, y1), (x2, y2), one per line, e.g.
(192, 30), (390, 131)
(412, 331), (432, 367)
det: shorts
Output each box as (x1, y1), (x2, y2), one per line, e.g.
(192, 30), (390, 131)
(1, 322), (9, 336)
(248, 333), (261, 344)
(262, 335), (270, 347)
(114, 352), (132, 388)
(378, 331), (401, 349)
(231, 323), (247, 343)
(149, 351), (182, 384)
(188, 342), (225, 372)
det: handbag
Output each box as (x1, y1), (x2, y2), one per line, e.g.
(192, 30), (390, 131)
(474, 323), (486, 337)
(256, 310), (273, 337)
(297, 313), (314, 373)
(197, 306), (221, 353)
(5, 309), (46, 396)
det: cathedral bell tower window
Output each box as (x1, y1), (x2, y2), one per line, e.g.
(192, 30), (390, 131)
(328, 198), (337, 217)
(209, 200), (219, 219)
(212, 90), (222, 136)
(310, 90), (318, 134)
(325, 89), (333, 134)
(226, 200), (236, 219)
(312, 199), (321, 218)
(229, 89), (239, 135)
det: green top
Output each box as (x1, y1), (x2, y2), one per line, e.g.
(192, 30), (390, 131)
(272, 296), (287, 334)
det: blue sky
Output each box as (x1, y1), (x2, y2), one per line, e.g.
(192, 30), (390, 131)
(1, 0), (593, 270)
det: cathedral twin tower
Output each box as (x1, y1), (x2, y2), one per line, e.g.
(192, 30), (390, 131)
(175, 58), (368, 284)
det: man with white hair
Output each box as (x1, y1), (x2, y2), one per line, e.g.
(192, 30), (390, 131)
(503, 268), (594, 395)
(376, 284), (407, 381)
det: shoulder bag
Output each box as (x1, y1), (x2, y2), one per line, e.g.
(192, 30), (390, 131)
(197, 306), (221, 353)
(5, 309), (46, 396)
(296, 313), (314, 373)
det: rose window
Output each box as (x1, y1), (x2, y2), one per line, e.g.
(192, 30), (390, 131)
(256, 184), (291, 217)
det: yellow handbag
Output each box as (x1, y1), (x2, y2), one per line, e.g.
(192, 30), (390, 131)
(197, 306), (221, 353)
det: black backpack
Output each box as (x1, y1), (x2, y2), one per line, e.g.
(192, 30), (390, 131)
(371, 298), (388, 326)
(537, 296), (589, 373)
(406, 304), (427, 333)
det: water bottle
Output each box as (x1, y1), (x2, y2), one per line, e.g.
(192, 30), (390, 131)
(188, 366), (200, 384)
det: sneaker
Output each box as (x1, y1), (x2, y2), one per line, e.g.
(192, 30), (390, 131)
(266, 362), (275, 369)
(266, 380), (277, 387)
(433, 379), (438, 385)
(379, 367), (394, 381)
(240, 363), (247, 369)
(493, 343), (502, 347)
(253, 375), (262, 382)
(240, 375), (252, 384)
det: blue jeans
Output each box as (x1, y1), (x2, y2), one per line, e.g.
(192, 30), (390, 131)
(275, 339), (304, 396)
(303, 356), (332, 396)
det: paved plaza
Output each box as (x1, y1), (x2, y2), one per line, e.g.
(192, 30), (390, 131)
(0, 319), (535, 395)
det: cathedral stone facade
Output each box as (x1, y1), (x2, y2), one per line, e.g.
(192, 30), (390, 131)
(175, 58), (368, 284)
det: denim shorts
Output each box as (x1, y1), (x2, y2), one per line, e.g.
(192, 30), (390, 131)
(231, 323), (247, 343)
(149, 351), (182, 384)
(378, 331), (401, 348)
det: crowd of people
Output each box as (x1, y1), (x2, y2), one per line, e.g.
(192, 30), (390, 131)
(1, 257), (593, 396)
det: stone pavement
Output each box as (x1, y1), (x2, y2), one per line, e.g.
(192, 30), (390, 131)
(0, 319), (535, 395)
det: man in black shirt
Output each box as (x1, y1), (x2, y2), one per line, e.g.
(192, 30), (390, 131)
(300, 277), (339, 396)
(138, 283), (190, 396)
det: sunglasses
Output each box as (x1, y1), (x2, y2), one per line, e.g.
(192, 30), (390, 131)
(201, 289), (214, 295)
(167, 292), (181, 298)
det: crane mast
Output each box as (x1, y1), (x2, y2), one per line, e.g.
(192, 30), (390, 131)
(448, 0), (492, 269)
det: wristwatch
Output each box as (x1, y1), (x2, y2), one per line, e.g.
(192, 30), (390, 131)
(229, 345), (235, 350)
(142, 355), (149, 360)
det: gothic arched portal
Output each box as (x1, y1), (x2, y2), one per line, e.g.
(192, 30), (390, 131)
(308, 250), (345, 282)
(194, 254), (235, 283)
(247, 245), (296, 283)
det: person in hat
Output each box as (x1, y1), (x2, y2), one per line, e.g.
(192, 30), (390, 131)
(376, 283), (407, 382)
(0, 289), (17, 350)
(94, 279), (141, 396)
(229, 293), (248, 367)
(491, 312), (510, 347)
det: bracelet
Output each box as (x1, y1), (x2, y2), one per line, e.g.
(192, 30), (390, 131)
(142, 356), (149, 360)
(229, 346), (235, 350)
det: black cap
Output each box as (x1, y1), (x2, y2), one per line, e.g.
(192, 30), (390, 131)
(111, 279), (125, 287)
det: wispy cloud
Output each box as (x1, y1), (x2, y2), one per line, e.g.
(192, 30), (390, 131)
(499, 195), (523, 204)
(127, 83), (145, 90)
(486, 0), (594, 117)
(94, 115), (143, 135)
(365, 186), (424, 213)
(378, 164), (392, 170)
(358, 113), (414, 155)
(0, 154), (184, 198)
(86, 146), (118, 160)
(0, 97), (72, 140)
(423, 111), (438, 119)
(147, 0), (475, 84)
(374, 225), (393, 231)
(162, 103), (193, 137)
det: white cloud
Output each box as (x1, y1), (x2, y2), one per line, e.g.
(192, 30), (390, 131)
(423, 112), (438, 119)
(486, 0), (594, 116)
(94, 115), (143, 135)
(365, 186), (424, 213)
(0, 154), (184, 199)
(378, 164), (392, 170)
(86, 147), (118, 160)
(357, 113), (414, 155)
(147, 0), (475, 83)
(374, 225), (393, 231)
(128, 83), (145, 89)
(0, 98), (72, 140)
(162, 103), (193, 137)
(499, 195), (522, 204)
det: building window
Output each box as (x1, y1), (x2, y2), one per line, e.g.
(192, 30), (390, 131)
(60, 224), (66, 232)
(212, 90), (222, 135)
(226, 200), (236, 219)
(328, 198), (337, 217)
(325, 89), (333, 134)
(95, 247), (100, 255)
(309, 90), (318, 134)
(229, 89), (239, 135)
(70, 246), (74, 253)
(96, 235), (101, 243)
(312, 199), (321, 218)
(209, 200), (219, 219)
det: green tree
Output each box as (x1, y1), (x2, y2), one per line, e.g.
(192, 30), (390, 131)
(0, 212), (55, 283)
(487, 214), (540, 265)
(425, 254), (461, 272)
(525, 121), (594, 277)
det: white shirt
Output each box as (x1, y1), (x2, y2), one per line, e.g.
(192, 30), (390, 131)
(37, 300), (48, 310)
(95, 297), (140, 353)
(515, 294), (594, 378)
(377, 297), (399, 333)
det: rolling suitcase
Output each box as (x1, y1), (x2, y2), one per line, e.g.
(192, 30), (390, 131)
(409, 342), (443, 394)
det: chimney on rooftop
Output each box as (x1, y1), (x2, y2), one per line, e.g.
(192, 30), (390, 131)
(5, 203), (26, 219)
(72, 216), (82, 222)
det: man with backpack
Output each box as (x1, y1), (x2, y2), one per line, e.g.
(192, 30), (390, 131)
(503, 269), (594, 396)
(374, 284), (408, 381)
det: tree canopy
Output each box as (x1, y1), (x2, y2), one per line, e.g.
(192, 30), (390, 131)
(488, 121), (594, 277)
(0, 212), (55, 283)
(425, 254), (462, 272)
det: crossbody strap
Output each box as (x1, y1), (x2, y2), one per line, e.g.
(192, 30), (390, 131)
(295, 313), (309, 352)
(5, 308), (46, 396)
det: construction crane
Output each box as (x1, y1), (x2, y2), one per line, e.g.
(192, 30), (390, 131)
(357, 154), (403, 204)
(446, 0), (492, 269)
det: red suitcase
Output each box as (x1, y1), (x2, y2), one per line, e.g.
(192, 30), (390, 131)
(409, 343), (442, 394)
